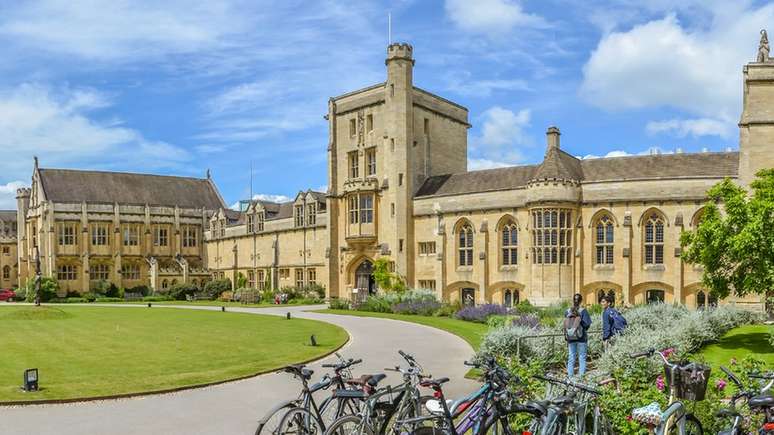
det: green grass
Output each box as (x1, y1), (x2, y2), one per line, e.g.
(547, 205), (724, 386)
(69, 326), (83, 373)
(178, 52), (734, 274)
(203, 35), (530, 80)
(0, 305), (347, 403)
(317, 309), (488, 349)
(698, 324), (774, 367)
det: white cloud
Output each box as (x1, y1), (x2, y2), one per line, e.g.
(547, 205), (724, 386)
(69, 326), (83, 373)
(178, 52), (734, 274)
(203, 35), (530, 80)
(252, 193), (292, 203)
(0, 180), (27, 209)
(468, 158), (513, 170)
(646, 118), (732, 138)
(446, 77), (530, 97)
(445, 0), (548, 35)
(469, 106), (532, 168)
(0, 84), (191, 181)
(580, 4), (774, 122)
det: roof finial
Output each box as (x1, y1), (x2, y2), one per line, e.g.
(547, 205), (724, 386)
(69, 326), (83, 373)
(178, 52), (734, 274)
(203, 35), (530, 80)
(206, 168), (211, 179)
(758, 29), (770, 62)
(33, 155), (39, 170)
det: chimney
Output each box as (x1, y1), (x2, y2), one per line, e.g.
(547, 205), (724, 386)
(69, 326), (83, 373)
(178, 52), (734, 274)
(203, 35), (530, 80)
(546, 126), (560, 151)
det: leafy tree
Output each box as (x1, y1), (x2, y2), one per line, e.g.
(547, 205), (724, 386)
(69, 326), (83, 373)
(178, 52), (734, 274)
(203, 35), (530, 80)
(168, 283), (198, 300)
(25, 277), (59, 302)
(235, 272), (247, 289)
(203, 279), (232, 299)
(372, 258), (407, 293)
(681, 169), (774, 298)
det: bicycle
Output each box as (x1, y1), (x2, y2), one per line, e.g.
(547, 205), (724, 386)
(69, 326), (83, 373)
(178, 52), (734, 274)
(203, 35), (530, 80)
(324, 350), (429, 435)
(630, 348), (705, 435)
(716, 366), (774, 435)
(525, 373), (613, 435)
(256, 353), (364, 435)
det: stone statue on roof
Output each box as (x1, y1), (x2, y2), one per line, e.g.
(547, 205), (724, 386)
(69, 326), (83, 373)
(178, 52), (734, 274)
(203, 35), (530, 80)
(758, 29), (770, 62)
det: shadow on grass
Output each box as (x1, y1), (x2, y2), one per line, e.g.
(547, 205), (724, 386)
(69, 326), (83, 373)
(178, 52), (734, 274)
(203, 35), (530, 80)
(714, 332), (773, 354)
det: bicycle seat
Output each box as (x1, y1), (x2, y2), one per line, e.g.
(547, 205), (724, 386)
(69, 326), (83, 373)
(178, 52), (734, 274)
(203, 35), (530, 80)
(284, 365), (314, 380)
(420, 377), (450, 388)
(749, 395), (774, 408)
(550, 395), (575, 407)
(524, 400), (549, 415)
(346, 373), (387, 387)
(715, 407), (740, 418)
(632, 402), (662, 426)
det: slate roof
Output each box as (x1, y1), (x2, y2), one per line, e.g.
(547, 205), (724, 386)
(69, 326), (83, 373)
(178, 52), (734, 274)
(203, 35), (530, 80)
(0, 210), (17, 238)
(416, 151), (739, 198)
(38, 168), (225, 209)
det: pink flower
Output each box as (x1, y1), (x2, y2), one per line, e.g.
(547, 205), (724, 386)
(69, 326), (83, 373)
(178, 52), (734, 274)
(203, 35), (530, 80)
(656, 375), (665, 391)
(662, 348), (675, 358)
(626, 415), (633, 422)
(716, 379), (727, 390)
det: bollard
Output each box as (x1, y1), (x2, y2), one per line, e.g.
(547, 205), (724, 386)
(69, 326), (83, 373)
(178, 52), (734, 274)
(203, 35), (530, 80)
(310, 335), (317, 346)
(221, 306), (225, 312)
(147, 303), (152, 308)
(286, 312), (291, 320)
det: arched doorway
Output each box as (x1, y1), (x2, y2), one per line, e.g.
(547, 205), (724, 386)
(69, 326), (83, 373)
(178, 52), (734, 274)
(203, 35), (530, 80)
(646, 289), (665, 304)
(504, 290), (512, 307)
(354, 260), (375, 302)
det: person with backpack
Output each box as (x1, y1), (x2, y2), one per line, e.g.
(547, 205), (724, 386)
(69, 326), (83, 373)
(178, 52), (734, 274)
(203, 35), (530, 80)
(601, 295), (627, 348)
(565, 293), (592, 378)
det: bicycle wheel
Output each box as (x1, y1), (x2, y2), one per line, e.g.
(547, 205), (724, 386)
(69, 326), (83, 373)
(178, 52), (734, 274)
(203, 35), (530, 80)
(256, 403), (295, 435)
(668, 414), (702, 435)
(320, 396), (363, 427)
(325, 414), (372, 435)
(278, 407), (323, 435)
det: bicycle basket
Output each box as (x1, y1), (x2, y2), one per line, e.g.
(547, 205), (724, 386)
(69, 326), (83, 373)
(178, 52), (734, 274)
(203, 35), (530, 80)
(665, 363), (711, 401)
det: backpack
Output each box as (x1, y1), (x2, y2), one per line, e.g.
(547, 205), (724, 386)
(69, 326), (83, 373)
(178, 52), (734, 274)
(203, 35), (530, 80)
(610, 309), (627, 335)
(564, 311), (584, 342)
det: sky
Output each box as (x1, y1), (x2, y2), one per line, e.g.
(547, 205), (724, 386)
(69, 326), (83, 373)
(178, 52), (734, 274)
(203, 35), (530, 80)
(0, 0), (772, 210)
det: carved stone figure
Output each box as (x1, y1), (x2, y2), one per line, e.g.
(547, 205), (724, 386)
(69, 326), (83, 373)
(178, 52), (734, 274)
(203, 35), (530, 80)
(758, 29), (770, 62)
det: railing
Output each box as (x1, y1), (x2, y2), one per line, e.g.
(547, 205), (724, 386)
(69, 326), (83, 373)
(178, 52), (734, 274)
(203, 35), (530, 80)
(516, 329), (603, 361)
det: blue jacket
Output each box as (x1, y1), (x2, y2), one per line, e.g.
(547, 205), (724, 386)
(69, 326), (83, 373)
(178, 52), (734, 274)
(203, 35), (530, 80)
(602, 307), (614, 341)
(565, 308), (592, 342)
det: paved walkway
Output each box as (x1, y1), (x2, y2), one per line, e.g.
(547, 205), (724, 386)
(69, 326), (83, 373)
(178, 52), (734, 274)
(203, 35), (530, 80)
(2, 304), (479, 435)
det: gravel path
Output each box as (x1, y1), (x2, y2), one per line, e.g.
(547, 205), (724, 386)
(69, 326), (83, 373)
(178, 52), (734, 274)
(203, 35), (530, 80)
(1, 304), (479, 435)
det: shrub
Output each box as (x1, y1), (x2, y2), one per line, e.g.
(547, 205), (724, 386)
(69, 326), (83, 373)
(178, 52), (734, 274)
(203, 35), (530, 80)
(770, 326), (774, 347)
(511, 313), (541, 329)
(479, 323), (563, 364)
(82, 292), (97, 302)
(13, 286), (26, 301)
(126, 285), (151, 296)
(25, 277), (59, 302)
(435, 300), (463, 317)
(300, 283), (326, 299)
(455, 304), (509, 323)
(95, 297), (124, 302)
(357, 295), (393, 313)
(203, 279), (232, 299)
(66, 290), (81, 298)
(169, 283), (198, 301)
(143, 295), (172, 302)
(513, 299), (538, 315)
(486, 315), (511, 328)
(392, 300), (442, 315)
(328, 298), (350, 310)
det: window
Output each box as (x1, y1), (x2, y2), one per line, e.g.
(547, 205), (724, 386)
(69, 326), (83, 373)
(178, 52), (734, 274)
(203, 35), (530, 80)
(348, 151), (359, 178)
(423, 118), (429, 134)
(644, 213), (665, 265)
(646, 289), (665, 304)
(257, 211), (265, 232)
(349, 118), (356, 136)
(161, 279), (169, 290)
(418, 242), (436, 255)
(247, 215), (255, 233)
(183, 226), (198, 247)
(57, 264), (77, 281)
(398, 173), (403, 186)
(595, 215), (614, 264)
(91, 224), (109, 246)
(90, 263), (110, 281)
(122, 225), (139, 246)
(399, 239), (404, 252)
(457, 222), (474, 267)
(153, 227), (168, 247)
(58, 222), (76, 246)
(418, 280), (436, 290)
(390, 83), (394, 97)
(2, 246), (9, 254)
(307, 268), (316, 285)
(258, 270), (266, 289)
(219, 220), (225, 237)
(366, 147), (376, 176)
(280, 268), (290, 280)
(501, 221), (518, 266)
(359, 194), (373, 223)
(367, 114), (373, 132)
(295, 204), (305, 227)
(247, 270), (255, 288)
(295, 268), (304, 287)
(306, 203), (317, 226)
(391, 203), (395, 217)
(122, 263), (140, 280)
(348, 195), (359, 224)
(531, 209), (572, 264)
(390, 138), (395, 152)
(696, 290), (718, 309)
(2, 265), (10, 279)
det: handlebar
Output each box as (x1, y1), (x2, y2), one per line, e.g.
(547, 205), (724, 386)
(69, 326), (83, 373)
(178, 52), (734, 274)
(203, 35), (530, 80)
(720, 366), (744, 387)
(534, 374), (602, 395)
(321, 358), (363, 370)
(749, 373), (774, 380)
(629, 349), (655, 359)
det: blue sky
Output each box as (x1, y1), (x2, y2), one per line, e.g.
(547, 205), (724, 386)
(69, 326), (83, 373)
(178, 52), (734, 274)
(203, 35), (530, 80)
(1, 0), (772, 209)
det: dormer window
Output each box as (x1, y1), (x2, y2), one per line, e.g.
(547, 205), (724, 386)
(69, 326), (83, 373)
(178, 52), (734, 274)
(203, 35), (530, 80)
(257, 211), (265, 232)
(247, 215), (255, 233)
(294, 205), (305, 227)
(306, 202), (317, 226)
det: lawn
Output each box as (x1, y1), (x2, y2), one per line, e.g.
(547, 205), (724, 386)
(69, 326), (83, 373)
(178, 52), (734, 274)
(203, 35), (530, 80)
(317, 309), (488, 349)
(698, 324), (774, 367)
(0, 305), (347, 403)
(120, 300), (316, 308)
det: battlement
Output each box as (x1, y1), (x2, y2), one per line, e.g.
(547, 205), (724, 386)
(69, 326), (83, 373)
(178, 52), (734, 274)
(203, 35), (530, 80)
(386, 42), (414, 64)
(16, 188), (30, 198)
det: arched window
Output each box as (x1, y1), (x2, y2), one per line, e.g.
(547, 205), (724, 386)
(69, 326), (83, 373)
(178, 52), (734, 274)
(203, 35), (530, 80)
(531, 208), (572, 265)
(597, 289), (606, 304)
(161, 279), (169, 290)
(500, 221), (518, 266)
(595, 215), (614, 264)
(2, 265), (9, 279)
(644, 213), (665, 265)
(646, 289), (665, 304)
(458, 223), (474, 267)
(697, 291), (706, 309)
(504, 289), (512, 307)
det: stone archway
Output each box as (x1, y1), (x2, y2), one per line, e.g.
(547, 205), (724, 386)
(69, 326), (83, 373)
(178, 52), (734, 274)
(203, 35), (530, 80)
(352, 259), (375, 303)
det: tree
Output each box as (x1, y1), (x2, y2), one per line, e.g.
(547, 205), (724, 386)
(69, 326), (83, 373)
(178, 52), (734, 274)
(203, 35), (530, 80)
(372, 258), (407, 293)
(680, 169), (774, 299)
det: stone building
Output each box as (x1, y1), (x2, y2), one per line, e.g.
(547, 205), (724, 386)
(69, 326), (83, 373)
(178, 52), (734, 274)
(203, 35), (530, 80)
(15, 161), (224, 295)
(0, 211), (18, 289)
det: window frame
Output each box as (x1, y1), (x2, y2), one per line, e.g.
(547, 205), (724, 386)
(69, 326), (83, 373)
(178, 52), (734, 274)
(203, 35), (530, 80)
(91, 223), (109, 246)
(644, 213), (665, 265)
(348, 151), (359, 179)
(58, 222), (77, 246)
(457, 222), (474, 267)
(365, 147), (377, 176)
(500, 221), (518, 266)
(89, 263), (111, 281)
(595, 215), (615, 265)
(122, 225), (139, 247)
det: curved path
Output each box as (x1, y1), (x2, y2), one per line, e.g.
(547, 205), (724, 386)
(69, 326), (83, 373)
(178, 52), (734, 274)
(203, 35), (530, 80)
(2, 304), (479, 435)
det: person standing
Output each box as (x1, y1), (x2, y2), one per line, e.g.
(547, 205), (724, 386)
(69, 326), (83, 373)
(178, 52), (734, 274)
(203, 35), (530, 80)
(564, 293), (592, 378)
(601, 295), (627, 349)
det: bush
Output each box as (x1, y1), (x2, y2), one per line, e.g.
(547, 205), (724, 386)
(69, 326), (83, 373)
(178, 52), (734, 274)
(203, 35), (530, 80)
(95, 297), (124, 302)
(82, 292), (97, 302)
(90, 280), (121, 297)
(126, 285), (151, 297)
(455, 304), (509, 323)
(511, 313), (541, 329)
(513, 299), (538, 315)
(25, 277), (59, 302)
(143, 295), (172, 302)
(66, 290), (81, 298)
(436, 300), (463, 317)
(392, 300), (442, 315)
(203, 279), (232, 299)
(13, 286), (26, 301)
(479, 323), (563, 364)
(49, 297), (88, 303)
(329, 298), (350, 310)
(357, 295), (393, 313)
(169, 283), (198, 301)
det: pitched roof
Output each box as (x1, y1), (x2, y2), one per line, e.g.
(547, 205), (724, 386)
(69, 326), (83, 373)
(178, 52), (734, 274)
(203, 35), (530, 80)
(38, 168), (225, 209)
(415, 151), (739, 198)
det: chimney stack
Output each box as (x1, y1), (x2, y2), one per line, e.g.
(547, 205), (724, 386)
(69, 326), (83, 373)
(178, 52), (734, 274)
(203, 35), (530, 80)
(546, 126), (560, 151)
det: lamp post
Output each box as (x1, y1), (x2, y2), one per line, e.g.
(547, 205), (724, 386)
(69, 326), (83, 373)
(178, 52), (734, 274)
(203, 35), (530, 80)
(34, 245), (41, 306)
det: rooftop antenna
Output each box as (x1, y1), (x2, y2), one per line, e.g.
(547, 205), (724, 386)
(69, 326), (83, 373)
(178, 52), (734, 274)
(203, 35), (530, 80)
(388, 12), (392, 45)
